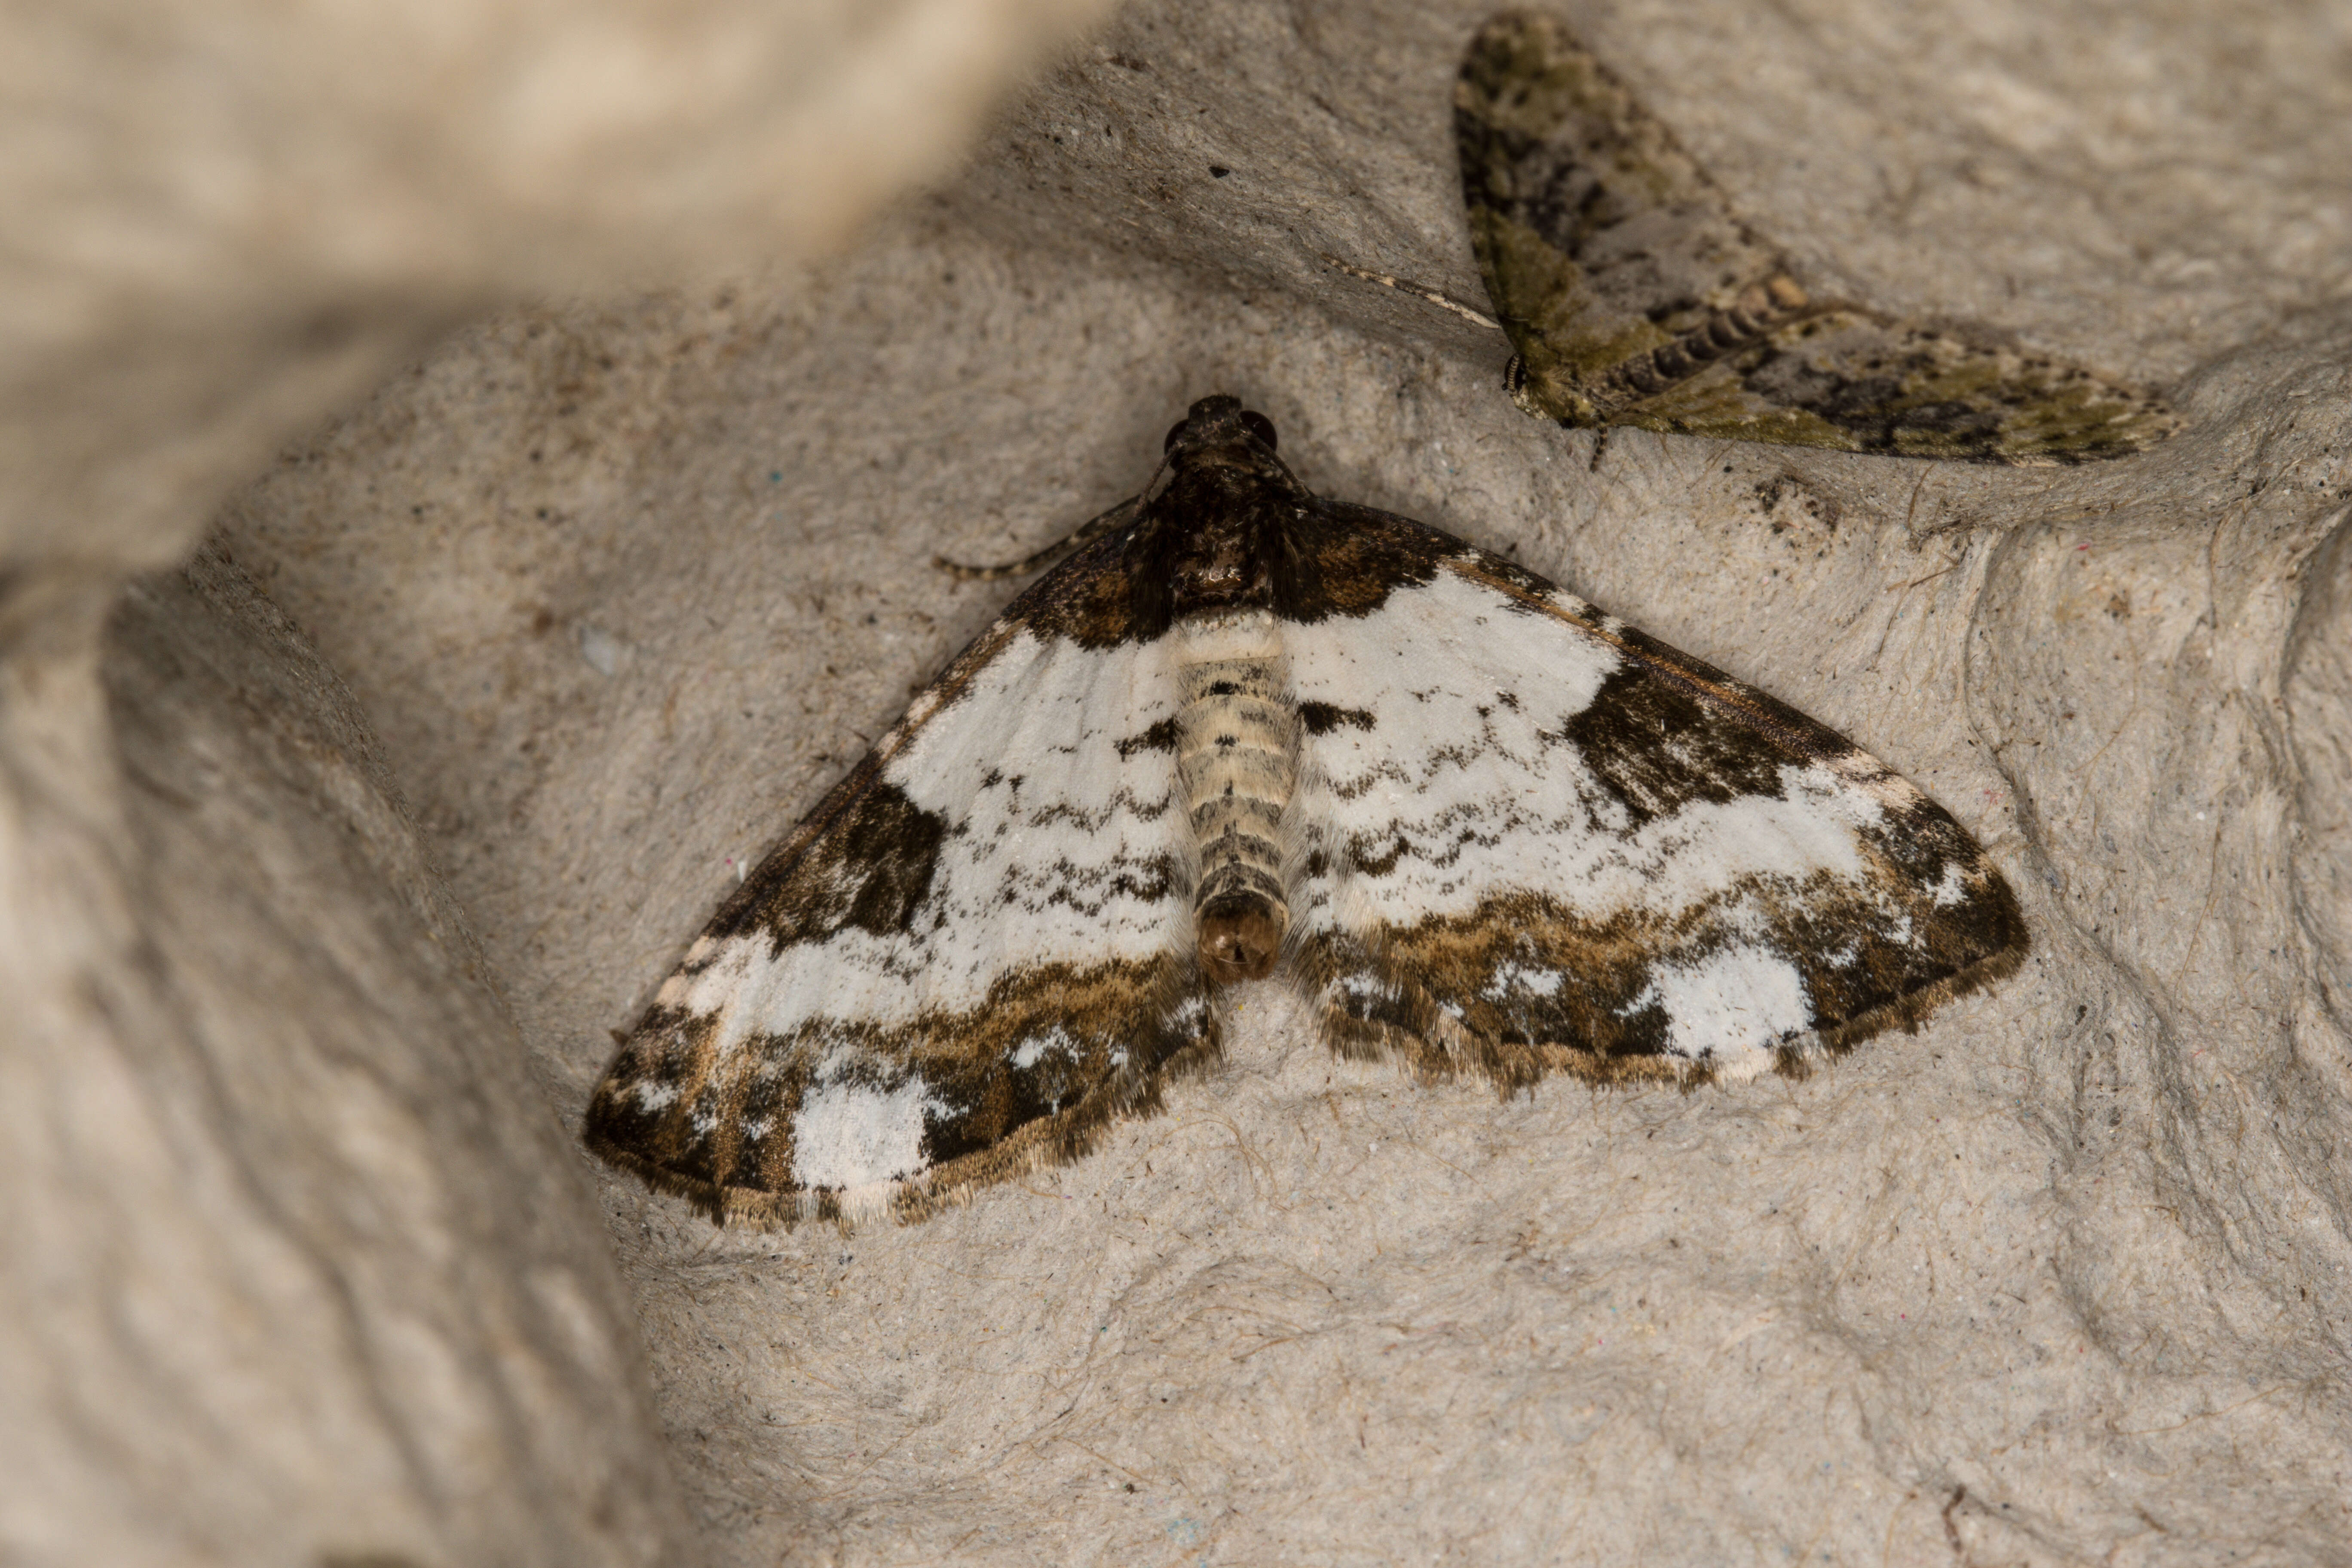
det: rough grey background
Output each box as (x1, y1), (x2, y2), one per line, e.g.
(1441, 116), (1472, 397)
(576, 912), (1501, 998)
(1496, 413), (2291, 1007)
(0, 1), (1111, 1564)
(12, 0), (2352, 1562)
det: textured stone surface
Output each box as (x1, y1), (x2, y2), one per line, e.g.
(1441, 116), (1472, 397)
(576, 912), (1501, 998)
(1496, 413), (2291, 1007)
(0, 0), (1117, 574)
(0, 0), (1114, 1564)
(28, 0), (2352, 1562)
(0, 546), (683, 1565)
(225, 274), (2352, 1562)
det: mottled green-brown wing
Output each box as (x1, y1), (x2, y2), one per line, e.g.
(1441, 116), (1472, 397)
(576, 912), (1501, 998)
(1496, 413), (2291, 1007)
(1455, 10), (2177, 462)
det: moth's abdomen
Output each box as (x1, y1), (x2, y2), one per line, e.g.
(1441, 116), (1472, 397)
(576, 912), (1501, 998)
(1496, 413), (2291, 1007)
(1176, 608), (1296, 983)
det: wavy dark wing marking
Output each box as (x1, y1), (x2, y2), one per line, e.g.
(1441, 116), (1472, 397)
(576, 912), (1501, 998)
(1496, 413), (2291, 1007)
(584, 520), (1215, 1226)
(1455, 9), (2177, 463)
(1280, 500), (2027, 1085)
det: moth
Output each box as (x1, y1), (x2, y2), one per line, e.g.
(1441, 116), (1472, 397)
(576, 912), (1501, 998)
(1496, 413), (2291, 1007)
(585, 396), (2027, 1228)
(1455, 10), (2178, 462)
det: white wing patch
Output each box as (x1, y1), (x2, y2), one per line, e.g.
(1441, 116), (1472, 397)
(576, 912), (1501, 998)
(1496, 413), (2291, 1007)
(1288, 569), (1612, 927)
(1289, 571), (1853, 931)
(790, 1072), (944, 1189)
(660, 627), (1184, 1048)
(1630, 944), (1812, 1079)
(1292, 569), (1876, 935)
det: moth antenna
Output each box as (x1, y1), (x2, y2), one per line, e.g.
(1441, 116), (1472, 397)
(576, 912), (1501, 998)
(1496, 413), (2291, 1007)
(1320, 253), (1499, 331)
(934, 493), (1144, 581)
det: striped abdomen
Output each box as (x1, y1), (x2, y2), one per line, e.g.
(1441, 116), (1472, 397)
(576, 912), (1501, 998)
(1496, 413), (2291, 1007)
(1176, 608), (1296, 983)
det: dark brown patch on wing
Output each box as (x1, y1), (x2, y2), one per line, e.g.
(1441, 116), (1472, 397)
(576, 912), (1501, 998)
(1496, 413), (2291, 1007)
(1448, 552), (1868, 767)
(1299, 701), (1376, 735)
(1559, 662), (1797, 827)
(1274, 499), (1455, 621)
(1118, 715), (1181, 757)
(705, 779), (944, 947)
(992, 513), (1179, 649)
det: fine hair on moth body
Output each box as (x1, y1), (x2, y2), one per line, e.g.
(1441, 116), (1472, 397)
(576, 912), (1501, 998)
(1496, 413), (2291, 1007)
(1176, 604), (1297, 983)
(950, 404), (1309, 989)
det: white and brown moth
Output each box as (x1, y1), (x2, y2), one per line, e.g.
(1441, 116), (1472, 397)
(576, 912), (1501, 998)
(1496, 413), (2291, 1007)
(585, 396), (2027, 1227)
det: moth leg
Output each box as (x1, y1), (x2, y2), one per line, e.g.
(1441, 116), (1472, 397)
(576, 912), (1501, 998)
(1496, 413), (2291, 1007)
(934, 493), (1143, 582)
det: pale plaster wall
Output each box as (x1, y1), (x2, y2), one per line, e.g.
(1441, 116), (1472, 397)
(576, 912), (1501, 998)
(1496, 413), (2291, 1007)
(9, 0), (2352, 1564)
(0, 2), (1112, 1564)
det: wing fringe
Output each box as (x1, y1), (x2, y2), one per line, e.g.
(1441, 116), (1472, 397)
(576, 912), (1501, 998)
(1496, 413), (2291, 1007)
(1307, 916), (2027, 1094)
(588, 1032), (1224, 1232)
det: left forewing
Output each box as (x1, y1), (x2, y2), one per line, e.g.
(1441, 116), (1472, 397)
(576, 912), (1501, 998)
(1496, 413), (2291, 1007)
(1282, 502), (2027, 1087)
(585, 529), (1214, 1227)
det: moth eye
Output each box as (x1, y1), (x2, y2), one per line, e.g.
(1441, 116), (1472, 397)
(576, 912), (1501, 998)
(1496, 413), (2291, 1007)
(1239, 410), (1277, 451)
(1164, 420), (1188, 453)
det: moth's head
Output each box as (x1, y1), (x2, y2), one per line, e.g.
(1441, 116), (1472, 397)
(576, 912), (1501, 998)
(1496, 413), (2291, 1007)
(1163, 394), (1283, 476)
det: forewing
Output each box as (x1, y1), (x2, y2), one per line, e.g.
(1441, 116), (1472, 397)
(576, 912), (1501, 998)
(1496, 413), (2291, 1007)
(585, 521), (1211, 1226)
(1281, 500), (2027, 1086)
(1586, 309), (2183, 462)
(1457, 9), (1786, 407)
(1455, 10), (2176, 462)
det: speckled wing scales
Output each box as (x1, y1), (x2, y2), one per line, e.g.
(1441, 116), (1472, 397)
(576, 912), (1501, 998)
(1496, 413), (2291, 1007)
(1455, 10), (2177, 462)
(1282, 502), (2027, 1085)
(585, 526), (1213, 1226)
(591, 393), (2036, 1230)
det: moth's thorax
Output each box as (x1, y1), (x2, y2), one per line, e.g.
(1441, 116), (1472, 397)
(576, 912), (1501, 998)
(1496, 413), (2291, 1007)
(1156, 458), (1297, 619)
(1174, 606), (1296, 985)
